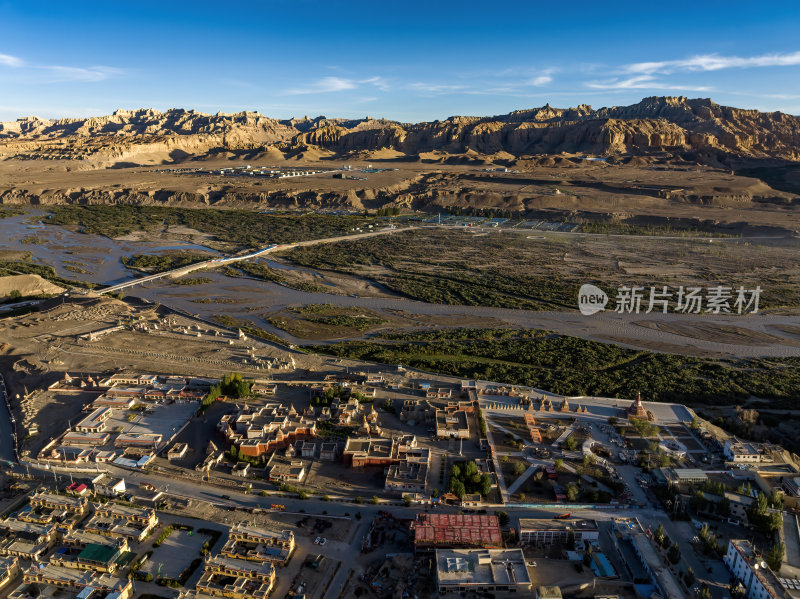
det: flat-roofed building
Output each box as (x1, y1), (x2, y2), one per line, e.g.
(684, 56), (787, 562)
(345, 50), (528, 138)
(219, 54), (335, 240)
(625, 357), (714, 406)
(221, 525), (294, 565)
(435, 549), (531, 594)
(0, 519), (56, 560)
(724, 539), (791, 599)
(94, 504), (156, 527)
(114, 433), (162, 449)
(84, 504), (157, 542)
(62, 432), (112, 446)
(320, 442), (338, 461)
(343, 437), (396, 468)
(91, 395), (136, 409)
(92, 474), (126, 497)
(75, 408), (113, 433)
(412, 514), (502, 551)
(50, 542), (124, 574)
(15, 564), (133, 599)
(385, 460), (428, 494)
(167, 443), (189, 461)
(219, 403), (316, 458)
(63, 530), (129, 554)
(0, 556), (19, 591)
(30, 492), (89, 515)
(517, 518), (599, 546)
(664, 468), (708, 484)
(612, 518), (686, 599)
(196, 556), (275, 599)
(436, 410), (470, 439)
(266, 454), (306, 482)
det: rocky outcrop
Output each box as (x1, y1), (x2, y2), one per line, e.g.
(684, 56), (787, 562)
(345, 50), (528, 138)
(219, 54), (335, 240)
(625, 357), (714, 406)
(1, 97), (799, 165)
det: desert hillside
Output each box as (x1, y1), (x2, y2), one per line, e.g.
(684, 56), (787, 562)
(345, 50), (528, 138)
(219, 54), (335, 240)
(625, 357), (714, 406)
(1, 96), (799, 166)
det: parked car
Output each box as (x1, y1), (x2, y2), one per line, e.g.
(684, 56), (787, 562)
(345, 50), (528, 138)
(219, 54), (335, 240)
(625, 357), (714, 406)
(319, 538), (327, 546)
(314, 537), (321, 544)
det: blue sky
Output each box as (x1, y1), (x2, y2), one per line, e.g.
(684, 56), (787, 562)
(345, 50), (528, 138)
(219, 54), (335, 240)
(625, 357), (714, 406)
(1, 0), (800, 122)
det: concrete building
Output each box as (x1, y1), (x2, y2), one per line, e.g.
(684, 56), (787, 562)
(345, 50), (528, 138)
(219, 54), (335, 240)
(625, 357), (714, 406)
(724, 539), (793, 599)
(435, 548), (531, 594)
(724, 439), (787, 464)
(517, 518), (599, 546)
(12, 564), (132, 599)
(221, 524), (294, 565)
(75, 407), (113, 433)
(92, 473), (126, 497)
(30, 492), (89, 515)
(412, 514), (502, 551)
(196, 555), (275, 599)
(0, 519), (56, 560)
(220, 403), (316, 458)
(435, 410), (470, 439)
(612, 518), (686, 599)
(167, 443), (189, 461)
(84, 504), (158, 542)
(0, 557), (19, 591)
(266, 454), (306, 482)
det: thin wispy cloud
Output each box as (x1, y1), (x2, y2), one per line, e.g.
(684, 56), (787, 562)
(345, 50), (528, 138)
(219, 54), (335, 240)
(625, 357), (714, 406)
(286, 75), (389, 95)
(0, 51), (121, 82)
(42, 65), (121, 83)
(624, 51), (800, 75)
(0, 53), (23, 67)
(527, 74), (553, 86)
(409, 82), (468, 94)
(586, 74), (713, 91)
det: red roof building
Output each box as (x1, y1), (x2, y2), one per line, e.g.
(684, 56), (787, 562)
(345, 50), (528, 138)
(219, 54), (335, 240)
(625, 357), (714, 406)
(411, 513), (502, 550)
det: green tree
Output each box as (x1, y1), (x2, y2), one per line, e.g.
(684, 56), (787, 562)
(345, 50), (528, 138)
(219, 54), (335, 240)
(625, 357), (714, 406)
(668, 542), (681, 564)
(512, 462), (527, 476)
(554, 458), (564, 471)
(354, 496), (362, 504)
(495, 511), (509, 526)
(718, 497), (731, 518)
(403, 495), (412, 507)
(564, 436), (578, 451)
(566, 482), (580, 502)
(766, 542), (785, 572)
(450, 480), (466, 499)
(479, 474), (492, 497)
(370, 495), (380, 504)
(690, 416), (700, 430)
(8, 289), (21, 300)
(654, 523), (666, 546)
(699, 585), (711, 599)
(685, 567), (695, 587)
(431, 488), (439, 498)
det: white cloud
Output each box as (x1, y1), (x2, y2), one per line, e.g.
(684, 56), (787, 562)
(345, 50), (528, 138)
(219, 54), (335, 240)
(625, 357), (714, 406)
(41, 65), (121, 82)
(586, 74), (713, 92)
(528, 74), (553, 86)
(360, 76), (390, 91)
(624, 51), (800, 75)
(286, 75), (390, 95)
(0, 53), (23, 67)
(409, 82), (467, 93)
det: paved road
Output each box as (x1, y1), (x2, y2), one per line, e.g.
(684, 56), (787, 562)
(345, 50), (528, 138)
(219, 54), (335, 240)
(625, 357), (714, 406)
(99, 225), (421, 294)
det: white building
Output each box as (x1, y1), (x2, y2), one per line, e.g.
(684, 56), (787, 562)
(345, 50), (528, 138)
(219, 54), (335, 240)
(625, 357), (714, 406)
(92, 473), (126, 497)
(724, 540), (789, 599)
